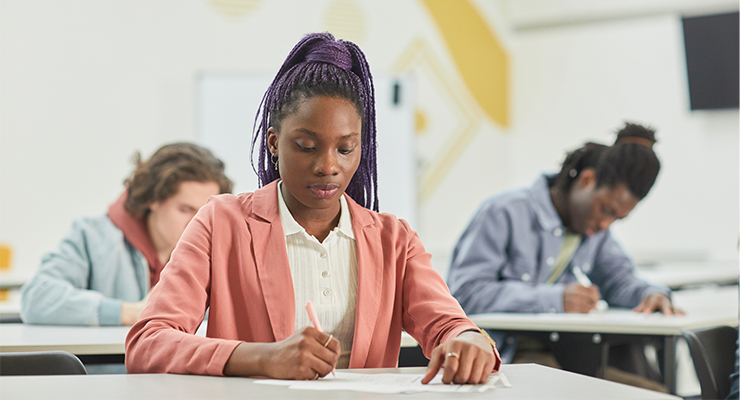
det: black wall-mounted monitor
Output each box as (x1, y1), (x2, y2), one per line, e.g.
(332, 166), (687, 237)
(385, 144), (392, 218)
(682, 11), (739, 110)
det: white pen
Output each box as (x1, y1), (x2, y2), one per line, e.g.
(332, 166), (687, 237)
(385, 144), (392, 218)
(572, 266), (608, 311)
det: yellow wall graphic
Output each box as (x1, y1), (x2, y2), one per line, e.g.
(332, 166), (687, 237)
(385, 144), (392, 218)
(420, 0), (509, 127)
(209, 0), (262, 20)
(323, 0), (366, 45)
(393, 39), (481, 201)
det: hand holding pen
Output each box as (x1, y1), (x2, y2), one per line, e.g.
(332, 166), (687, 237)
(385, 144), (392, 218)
(572, 266), (609, 312)
(563, 266), (606, 313)
(223, 302), (340, 380)
(222, 322), (340, 380)
(305, 301), (337, 377)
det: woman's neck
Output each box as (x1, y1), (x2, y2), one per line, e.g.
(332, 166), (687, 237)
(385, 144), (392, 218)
(295, 212), (341, 243)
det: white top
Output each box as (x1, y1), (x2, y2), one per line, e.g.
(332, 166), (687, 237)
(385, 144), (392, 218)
(277, 182), (357, 368)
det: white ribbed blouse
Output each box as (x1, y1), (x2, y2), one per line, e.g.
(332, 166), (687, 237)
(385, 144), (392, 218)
(277, 183), (357, 368)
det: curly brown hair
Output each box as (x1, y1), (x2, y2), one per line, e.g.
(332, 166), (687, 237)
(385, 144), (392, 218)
(123, 143), (233, 219)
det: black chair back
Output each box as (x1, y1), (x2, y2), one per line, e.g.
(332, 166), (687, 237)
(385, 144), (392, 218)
(0, 351), (87, 376)
(681, 325), (738, 400)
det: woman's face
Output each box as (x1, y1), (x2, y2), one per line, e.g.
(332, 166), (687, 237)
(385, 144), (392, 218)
(268, 95), (362, 220)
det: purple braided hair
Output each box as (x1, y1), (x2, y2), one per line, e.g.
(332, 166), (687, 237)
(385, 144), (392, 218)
(250, 32), (379, 212)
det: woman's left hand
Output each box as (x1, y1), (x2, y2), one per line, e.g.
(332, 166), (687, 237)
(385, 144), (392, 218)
(421, 330), (500, 385)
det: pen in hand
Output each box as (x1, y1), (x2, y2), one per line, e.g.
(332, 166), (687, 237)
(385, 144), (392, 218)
(572, 266), (608, 312)
(305, 301), (336, 377)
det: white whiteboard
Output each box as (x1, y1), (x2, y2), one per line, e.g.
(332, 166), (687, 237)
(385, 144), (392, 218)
(195, 72), (417, 228)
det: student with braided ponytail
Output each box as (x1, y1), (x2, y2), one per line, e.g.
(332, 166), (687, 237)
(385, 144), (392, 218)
(447, 122), (681, 389)
(126, 33), (500, 384)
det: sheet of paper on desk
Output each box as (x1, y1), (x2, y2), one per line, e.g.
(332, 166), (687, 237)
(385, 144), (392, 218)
(255, 371), (511, 394)
(536, 309), (664, 320)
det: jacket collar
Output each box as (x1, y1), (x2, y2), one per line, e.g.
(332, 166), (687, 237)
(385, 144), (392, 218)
(344, 194), (381, 368)
(248, 181), (294, 341)
(528, 174), (565, 233)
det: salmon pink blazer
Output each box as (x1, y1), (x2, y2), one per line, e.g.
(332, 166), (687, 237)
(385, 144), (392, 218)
(125, 181), (499, 375)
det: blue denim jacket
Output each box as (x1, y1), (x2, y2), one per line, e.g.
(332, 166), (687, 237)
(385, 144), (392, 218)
(447, 174), (669, 362)
(21, 214), (149, 326)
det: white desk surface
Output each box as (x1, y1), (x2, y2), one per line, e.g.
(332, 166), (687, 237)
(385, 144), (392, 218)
(469, 285), (739, 335)
(0, 289), (21, 315)
(0, 270), (31, 290)
(0, 364), (679, 400)
(636, 260), (739, 289)
(0, 323), (419, 354)
(0, 324), (129, 354)
(3, 286), (732, 355)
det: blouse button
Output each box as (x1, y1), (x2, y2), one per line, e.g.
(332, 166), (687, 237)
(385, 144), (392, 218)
(521, 273), (531, 282)
(553, 228), (563, 237)
(546, 257), (555, 266)
(322, 289), (331, 296)
(321, 270), (331, 278)
(320, 252), (328, 259)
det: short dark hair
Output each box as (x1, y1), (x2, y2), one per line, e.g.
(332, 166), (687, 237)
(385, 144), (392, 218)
(251, 32), (379, 212)
(553, 122), (660, 200)
(124, 142), (233, 219)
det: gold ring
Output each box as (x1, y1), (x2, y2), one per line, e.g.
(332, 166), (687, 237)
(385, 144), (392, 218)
(314, 372), (319, 380)
(446, 352), (459, 359)
(323, 334), (333, 347)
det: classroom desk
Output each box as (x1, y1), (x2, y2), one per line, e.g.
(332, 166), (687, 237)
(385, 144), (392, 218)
(0, 322), (420, 366)
(0, 323), (130, 365)
(0, 289), (21, 322)
(0, 271), (26, 322)
(0, 271), (30, 290)
(468, 285), (739, 395)
(0, 364), (680, 400)
(0, 324), (129, 355)
(636, 260), (739, 290)
(0, 324), (417, 353)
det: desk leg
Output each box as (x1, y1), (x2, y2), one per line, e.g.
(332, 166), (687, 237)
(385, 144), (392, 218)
(596, 342), (609, 379)
(663, 336), (677, 394)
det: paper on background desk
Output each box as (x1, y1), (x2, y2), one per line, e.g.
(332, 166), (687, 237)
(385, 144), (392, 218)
(255, 371), (511, 394)
(535, 309), (665, 320)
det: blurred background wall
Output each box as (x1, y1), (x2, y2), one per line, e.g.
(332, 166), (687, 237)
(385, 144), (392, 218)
(1, 0), (737, 279)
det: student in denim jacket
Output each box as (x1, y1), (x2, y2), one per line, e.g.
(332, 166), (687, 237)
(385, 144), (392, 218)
(448, 123), (681, 390)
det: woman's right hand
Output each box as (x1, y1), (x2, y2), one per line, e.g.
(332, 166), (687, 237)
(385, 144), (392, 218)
(223, 326), (340, 379)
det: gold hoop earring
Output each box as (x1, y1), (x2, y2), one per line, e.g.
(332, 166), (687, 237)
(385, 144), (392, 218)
(271, 153), (278, 171)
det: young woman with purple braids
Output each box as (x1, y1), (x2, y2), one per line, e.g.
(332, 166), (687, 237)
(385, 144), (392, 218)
(126, 33), (500, 384)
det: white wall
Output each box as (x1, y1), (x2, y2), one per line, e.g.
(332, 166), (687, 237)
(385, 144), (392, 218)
(0, 0), (475, 278)
(0, 0), (348, 277)
(0, 0), (737, 282)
